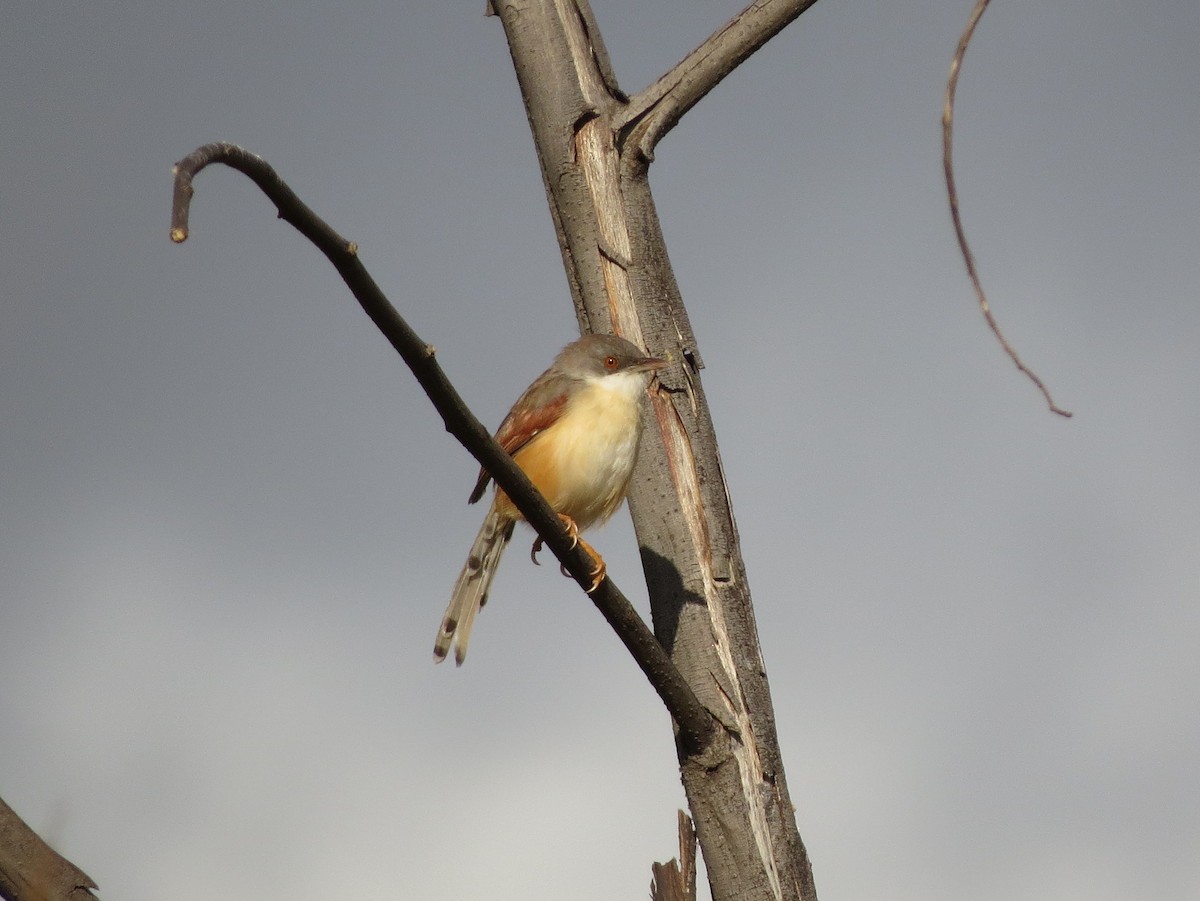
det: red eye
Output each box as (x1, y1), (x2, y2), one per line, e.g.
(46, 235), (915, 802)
(604, 355), (619, 369)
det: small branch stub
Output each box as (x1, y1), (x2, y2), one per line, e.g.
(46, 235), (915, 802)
(650, 811), (698, 901)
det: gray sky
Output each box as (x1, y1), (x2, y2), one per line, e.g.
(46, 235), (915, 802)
(3, 1), (1198, 899)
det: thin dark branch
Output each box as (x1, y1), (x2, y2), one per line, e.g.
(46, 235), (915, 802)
(943, 0), (1073, 418)
(618, 0), (820, 162)
(169, 142), (717, 750)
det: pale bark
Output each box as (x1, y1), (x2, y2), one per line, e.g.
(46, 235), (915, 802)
(0, 796), (97, 901)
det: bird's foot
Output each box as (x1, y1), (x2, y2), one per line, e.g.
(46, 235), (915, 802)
(530, 514), (580, 564)
(528, 515), (606, 592)
(576, 535), (606, 593)
(558, 514), (581, 550)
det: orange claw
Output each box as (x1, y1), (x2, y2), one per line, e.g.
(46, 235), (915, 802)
(527, 514), (605, 591)
(577, 535), (607, 593)
(558, 514), (581, 549)
(530, 514), (579, 564)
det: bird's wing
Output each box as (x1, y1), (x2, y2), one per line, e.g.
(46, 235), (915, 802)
(468, 378), (572, 504)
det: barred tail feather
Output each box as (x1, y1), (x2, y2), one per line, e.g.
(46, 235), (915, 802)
(433, 511), (514, 666)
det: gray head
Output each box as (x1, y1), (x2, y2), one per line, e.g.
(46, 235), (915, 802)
(553, 334), (665, 380)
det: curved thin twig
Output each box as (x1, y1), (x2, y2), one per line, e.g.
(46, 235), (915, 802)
(943, 0), (1073, 418)
(169, 143), (716, 750)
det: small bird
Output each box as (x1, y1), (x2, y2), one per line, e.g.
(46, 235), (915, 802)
(433, 333), (665, 666)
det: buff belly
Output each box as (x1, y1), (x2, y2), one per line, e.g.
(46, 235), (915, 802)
(498, 368), (649, 530)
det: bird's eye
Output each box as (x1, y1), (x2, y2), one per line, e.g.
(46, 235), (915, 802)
(604, 355), (619, 369)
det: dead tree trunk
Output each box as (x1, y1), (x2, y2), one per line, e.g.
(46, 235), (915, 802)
(491, 2), (820, 898)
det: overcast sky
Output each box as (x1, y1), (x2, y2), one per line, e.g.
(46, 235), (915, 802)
(3, 2), (1199, 900)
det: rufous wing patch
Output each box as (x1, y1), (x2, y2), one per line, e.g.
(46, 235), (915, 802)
(468, 389), (571, 504)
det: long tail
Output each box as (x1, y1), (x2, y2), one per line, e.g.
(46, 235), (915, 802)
(433, 510), (514, 665)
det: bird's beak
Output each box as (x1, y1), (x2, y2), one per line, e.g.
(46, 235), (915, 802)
(631, 355), (667, 373)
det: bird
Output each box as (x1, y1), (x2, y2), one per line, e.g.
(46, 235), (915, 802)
(433, 333), (665, 666)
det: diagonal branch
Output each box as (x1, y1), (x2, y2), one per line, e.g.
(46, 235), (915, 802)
(943, 0), (1072, 418)
(169, 142), (716, 750)
(618, 0), (820, 163)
